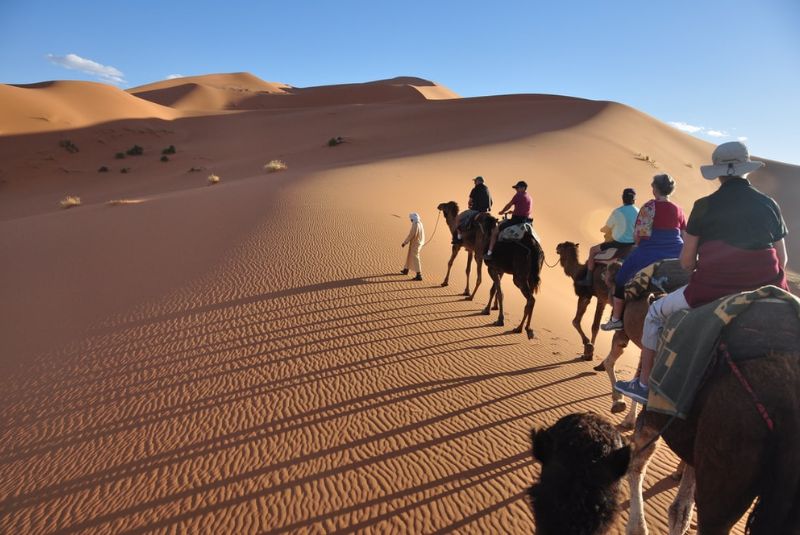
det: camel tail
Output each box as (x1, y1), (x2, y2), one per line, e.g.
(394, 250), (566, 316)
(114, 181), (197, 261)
(746, 404), (800, 534)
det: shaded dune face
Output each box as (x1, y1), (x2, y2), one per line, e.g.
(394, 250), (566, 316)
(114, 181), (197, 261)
(0, 73), (795, 534)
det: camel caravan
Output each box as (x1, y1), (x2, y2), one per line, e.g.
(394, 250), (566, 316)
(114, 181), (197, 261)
(418, 142), (800, 534)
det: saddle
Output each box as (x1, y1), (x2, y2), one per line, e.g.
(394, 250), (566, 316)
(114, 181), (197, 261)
(648, 286), (800, 418)
(499, 222), (541, 244)
(593, 243), (633, 264)
(624, 259), (689, 301)
(456, 209), (479, 231)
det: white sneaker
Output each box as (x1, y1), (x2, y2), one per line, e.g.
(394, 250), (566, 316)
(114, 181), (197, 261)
(601, 318), (623, 331)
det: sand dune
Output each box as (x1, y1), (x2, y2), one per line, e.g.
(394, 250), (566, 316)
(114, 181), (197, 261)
(129, 72), (459, 111)
(0, 81), (178, 134)
(1, 74), (793, 533)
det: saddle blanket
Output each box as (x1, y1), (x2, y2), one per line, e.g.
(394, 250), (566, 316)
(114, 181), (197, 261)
(498, 222), (541, 244)
(648, 285), (800, 418)
(624, 258), (689, 301)
(457, 209), (479, 230)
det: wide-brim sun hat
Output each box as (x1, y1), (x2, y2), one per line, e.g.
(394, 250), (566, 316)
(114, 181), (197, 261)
(512, 180), (528, 189)
(700, 141), (764, 180)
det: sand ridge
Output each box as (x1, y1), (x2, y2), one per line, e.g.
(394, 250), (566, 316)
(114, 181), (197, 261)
(1, 73), (792, 533)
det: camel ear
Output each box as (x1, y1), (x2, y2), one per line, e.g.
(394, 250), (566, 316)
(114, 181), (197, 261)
(592, 445), (631, 484)
(531, 427), (552, 464)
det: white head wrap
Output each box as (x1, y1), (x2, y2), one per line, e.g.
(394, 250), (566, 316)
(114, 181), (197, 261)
(409, 212), (420, 223)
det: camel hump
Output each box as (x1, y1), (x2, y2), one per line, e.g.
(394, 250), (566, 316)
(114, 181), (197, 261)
(457, 209), (478, 230)
(723, 300), (800, 360)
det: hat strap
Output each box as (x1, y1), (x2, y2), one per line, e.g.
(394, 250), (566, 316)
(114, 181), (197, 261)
(727, 162), (735, 176)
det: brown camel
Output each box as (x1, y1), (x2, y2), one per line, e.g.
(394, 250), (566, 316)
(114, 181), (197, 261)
(437, 201), (495, 301)
(529, 412), (631, 535)
(482, 231), (543, 339)
(626, 300), (800, 535)
(555, 241), (613, 360)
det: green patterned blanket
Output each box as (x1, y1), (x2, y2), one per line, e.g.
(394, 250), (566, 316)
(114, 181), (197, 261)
(648, 285), (800, 418)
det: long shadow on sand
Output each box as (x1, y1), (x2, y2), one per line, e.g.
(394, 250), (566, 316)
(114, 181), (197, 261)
(2, 272), (596, 533)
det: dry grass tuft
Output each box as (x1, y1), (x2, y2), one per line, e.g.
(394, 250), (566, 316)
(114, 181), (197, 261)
(208, 174), (220, 185)
(60, 196), (81, 209)
(634, 152), (658, 168)
(264, 159), (288, 173)
(107, 199), (144, 206)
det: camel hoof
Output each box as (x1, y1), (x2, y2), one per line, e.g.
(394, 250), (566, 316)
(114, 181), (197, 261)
(526, 328), (534, 340)
(494, 319), (504, 327)
(464, 296), (473, 301)
(481, 308), (490, 316)
(611, 401), (627, 414)
(462, 290), (470, 296)
(583, 343), (594, 359)
(512, 326), (523, 334)
(593, 361), (606, 372)
(441, 282), (448, 287)
(670, 468), (684, 481)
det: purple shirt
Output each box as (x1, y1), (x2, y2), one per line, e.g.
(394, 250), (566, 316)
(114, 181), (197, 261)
(511, 191), (532, 217)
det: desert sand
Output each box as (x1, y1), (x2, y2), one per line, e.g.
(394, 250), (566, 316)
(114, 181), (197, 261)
(1, 73), (797, 533)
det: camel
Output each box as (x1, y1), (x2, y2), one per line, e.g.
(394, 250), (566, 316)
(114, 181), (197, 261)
(437, 201), (495, 301)
(626, 300), (800, 535)
(555, 241), (613, 360)
(529, 412), (631, 535)
(482, 231), (543, 339)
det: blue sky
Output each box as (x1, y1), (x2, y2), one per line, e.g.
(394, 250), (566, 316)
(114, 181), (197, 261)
(2, 0), (798, 164)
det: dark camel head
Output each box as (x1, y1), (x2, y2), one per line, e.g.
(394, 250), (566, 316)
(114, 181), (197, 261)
(555, 241), (580, 265)
(437, 201), (459, 217)
(529, 412), (631, 535)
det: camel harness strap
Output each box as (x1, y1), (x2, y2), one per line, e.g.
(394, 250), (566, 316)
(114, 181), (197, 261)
(719, 342), (774, 432)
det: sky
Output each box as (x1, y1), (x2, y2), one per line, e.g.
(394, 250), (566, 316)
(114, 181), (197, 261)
(1, 0), (798, 164)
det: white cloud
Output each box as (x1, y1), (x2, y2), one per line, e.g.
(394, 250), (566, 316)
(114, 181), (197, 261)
(706, 130), (727, 138)
(669, 121), (704, 134)
(737, 136), (748, 142)
(166, 74), (184, 80)
(46, 53), (125, 84)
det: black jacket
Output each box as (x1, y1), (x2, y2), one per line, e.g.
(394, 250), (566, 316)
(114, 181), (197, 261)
(469, 184), (492, 212)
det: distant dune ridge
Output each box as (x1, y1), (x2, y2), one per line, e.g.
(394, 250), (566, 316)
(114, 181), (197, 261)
(0, 71), (795, 533)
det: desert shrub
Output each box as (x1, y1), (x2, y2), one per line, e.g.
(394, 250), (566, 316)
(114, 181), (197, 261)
(188, 166), (203, 173)
(121, 167), (131, 174)
(60, 196), (81, 208)
(59, 140), (79, 153)
(328, 136), (344, 147)
(115, 152), (126, 159)
(264, 159), (287, 173)
(634, 152), (658, 168)
(208, 174), (220, 185)
(98, 166), (109, 172)
(162, 145), (176, 155)
(126, 145), (144, 156)
(161, 155), (169, 162)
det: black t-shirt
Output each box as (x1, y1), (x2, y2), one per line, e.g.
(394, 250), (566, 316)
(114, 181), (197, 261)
(686, 178), (787, 249)
(469, 184), (492, 212)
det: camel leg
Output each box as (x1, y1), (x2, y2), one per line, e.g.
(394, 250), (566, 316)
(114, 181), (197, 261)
(468, 259), (482, 301)
(620, 401), (639, 431)
(524, 294), (536, 339)
(494, 277), (505, 327)
(482, 281), (496, 315)
(668, 465), (695, 535)
(597, 331), (631, 417)
(587, 297), (606, 360)
(441, 246), (459, 287)
(572, 295), (591, 358)
(463, 251), (473, 296)
(626, 419), (660, 535)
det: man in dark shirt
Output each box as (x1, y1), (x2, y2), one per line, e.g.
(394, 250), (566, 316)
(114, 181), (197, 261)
(453, 176), (493, 244)
(469, 176), (492, 213)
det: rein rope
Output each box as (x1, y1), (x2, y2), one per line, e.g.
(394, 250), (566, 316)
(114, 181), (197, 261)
(543, 253), (560, 268)
(420, 210), (442, 250)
